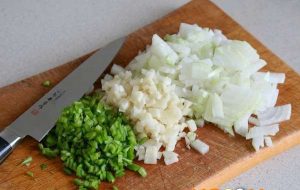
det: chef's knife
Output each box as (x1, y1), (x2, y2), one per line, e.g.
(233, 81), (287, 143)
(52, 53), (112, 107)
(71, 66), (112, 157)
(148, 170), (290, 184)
(0, 37), (125, 164)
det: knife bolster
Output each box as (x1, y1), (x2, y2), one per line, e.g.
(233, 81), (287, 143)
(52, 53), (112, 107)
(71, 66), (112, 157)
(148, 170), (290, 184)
(0, 128), (22, 163)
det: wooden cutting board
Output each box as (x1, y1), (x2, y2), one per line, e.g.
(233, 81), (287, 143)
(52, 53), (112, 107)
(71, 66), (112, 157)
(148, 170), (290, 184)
(0, 0), (299, 189)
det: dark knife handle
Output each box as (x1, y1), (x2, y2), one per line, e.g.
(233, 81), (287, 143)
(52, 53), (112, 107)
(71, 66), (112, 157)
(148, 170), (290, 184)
(0, 128), (22, 164)
(0, 137), (12, 163)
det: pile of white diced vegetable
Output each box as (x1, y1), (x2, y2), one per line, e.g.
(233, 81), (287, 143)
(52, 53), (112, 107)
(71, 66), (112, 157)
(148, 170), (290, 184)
(101, 23), (292, 165)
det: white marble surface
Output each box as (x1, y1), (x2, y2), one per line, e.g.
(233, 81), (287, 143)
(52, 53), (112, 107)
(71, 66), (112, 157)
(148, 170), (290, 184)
(0, 0), (299, 189)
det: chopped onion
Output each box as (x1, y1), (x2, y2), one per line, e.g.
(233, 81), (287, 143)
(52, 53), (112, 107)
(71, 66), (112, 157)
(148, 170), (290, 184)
(252, 136), (264, 151)
(151, 34), (178, 65)
(268, 89), (279, 108)
(144, 146), (159, 164)
(185, 132), (197, 149)
(242, 59), (267, 77)
(264, 136), (273, 147)
(257, 104), (292, 126)
(104, 23), (292, 156)
(186, 132), (196, 142)
(249, 116), (260, 126)
(187, 119), (197, 132)
(234, 112), (251, 137)
(246, 124), (279, 140)
(195, 119), (205, 127)
(178, 132), (187, 138)
(111, 64), (125, 75)
(102, 69), (191, 164)
(163, 151), (179, 165)
(135, 145), (146, 161)
(190, 139), (209, 155)
(184, 136), (191, 149)
(268, 72), (286, 84)
(211, 93), (224, 118)
(252, 72), (285, 84)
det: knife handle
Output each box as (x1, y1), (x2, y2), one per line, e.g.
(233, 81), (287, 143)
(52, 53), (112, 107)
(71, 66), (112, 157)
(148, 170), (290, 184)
(0, 128), (22, 164)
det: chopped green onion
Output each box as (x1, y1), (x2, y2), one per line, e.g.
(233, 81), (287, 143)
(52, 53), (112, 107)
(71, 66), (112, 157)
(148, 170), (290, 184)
(138, 137), (148, 145)
(74, 178), (83, 186)
(64, 167), (73, 175)
(74, 178), (99, 190)
(106, 171), (115, 183)
(42, 80), (51, 87)
(21, 156), (32, 166)
(40, 163), (47, 170)
(45, 134), (57, 147)
(39, 93), (145, 189)
(112, 186), (119, 190)
(138, 167), (147, 177)
(127, 163), (147, 177)
(89, 180), (99, 190)
(26, 171), (34, 178)
(126, 163), (140, 172)
(38, 143), (59, 158)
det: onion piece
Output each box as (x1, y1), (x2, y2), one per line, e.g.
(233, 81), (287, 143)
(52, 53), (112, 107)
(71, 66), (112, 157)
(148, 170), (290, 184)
(257, 104), (292, 126)
(252, 136), (264, 151)
(268, 89), (279, 108)
(144, 146), (159, 164)
(234, 112), (251, 137)
(190, 139), (209, 155)
(252, 72), (285, 84)
(264, 136), (273, 147)
(178, 132), (187, 138)
(111, 64), (125, 75)
(268, 73), (286, 84)
(119, 99), (129, 112)
(187, 119), (197, 132)
(184, 136), (191, 149)
(186, 132), (196, 142)
(248, 116), (260, 126)
(135, 146), (146, 161)
(246, 124), (279, 140)
(151, 34), (178, 65)
(143, 140), (162, 164)
(211, 93), (224, 118)
(163, 151), (179, 165)
(242, 59), (267, 77)
(195, 119), (205, 128)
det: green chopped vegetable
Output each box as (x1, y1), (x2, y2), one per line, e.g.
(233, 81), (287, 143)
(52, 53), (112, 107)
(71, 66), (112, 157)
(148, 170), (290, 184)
(126, 163), (140, 172)
(112, 186), (119, 190)
(138, 167), (147, 177)
(126, 163), (147, 177)
(21, 156), (32, 166)
(40, 163), (47, 170)
(138, 137), (148, 145)
(74, 178), (83, 186)
(39, 93), (145, 189)
(26, 171), (34, 178)
(64, 167), (73, 175)
(74, 178), (99, 190)
(38, 144), (59, 158)
(42, 80), (51, 87)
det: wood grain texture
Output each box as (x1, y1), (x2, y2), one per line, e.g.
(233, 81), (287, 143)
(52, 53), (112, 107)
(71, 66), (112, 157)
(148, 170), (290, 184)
(0, 0), (300, 189)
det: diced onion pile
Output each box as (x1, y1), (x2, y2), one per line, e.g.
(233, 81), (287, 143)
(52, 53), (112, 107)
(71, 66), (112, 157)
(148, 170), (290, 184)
(102, 69), (195, 165)
(101, 23), (292, 165)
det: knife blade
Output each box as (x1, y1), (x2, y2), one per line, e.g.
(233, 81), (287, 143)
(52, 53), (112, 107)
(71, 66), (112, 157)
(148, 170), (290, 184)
(0, 37), (125, 163)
